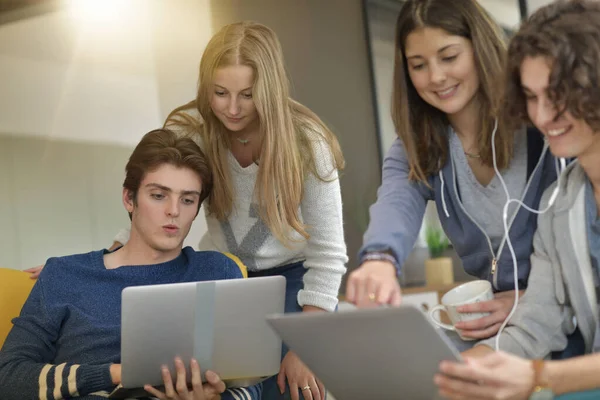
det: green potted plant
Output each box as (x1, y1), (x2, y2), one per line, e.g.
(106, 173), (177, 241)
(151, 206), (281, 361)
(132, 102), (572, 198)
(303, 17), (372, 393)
(424, 226), (454, 286)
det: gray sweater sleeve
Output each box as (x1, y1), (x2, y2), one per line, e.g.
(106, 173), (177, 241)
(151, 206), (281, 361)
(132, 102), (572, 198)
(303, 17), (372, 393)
(359, 138), (432, 272)
(297, 137), (348, 311)
(477, 193), (572, 358)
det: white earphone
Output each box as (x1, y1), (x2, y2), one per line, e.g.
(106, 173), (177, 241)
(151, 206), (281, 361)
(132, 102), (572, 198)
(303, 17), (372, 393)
(490, 120), (566, 351)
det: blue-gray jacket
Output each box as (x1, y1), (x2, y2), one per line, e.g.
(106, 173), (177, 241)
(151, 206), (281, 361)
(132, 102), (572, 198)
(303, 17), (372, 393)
(360, 128), (557, 291)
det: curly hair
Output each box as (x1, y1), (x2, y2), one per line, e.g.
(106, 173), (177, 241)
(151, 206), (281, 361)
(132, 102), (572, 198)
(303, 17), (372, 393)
(505, 0), (600, 132)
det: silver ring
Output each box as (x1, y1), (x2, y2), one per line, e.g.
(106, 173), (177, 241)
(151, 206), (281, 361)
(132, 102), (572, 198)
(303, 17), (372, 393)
(302, 385), (311, 391)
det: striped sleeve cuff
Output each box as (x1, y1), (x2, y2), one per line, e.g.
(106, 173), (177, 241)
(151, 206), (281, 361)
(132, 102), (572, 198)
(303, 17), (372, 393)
(222, 386), (260, 400)
(38, 362), (113, 399)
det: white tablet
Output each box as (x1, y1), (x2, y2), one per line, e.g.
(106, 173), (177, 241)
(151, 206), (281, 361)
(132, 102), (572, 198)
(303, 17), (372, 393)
(267, 305), (462, 400)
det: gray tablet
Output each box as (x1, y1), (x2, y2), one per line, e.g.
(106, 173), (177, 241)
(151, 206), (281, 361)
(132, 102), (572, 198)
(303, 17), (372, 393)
(115, 276), (285, 396)
(267, 305), (462, 400)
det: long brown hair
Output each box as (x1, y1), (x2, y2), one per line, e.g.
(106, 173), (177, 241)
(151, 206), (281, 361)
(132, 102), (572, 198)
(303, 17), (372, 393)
(393, 0), (511, 183)
(165, 22), (345, 245)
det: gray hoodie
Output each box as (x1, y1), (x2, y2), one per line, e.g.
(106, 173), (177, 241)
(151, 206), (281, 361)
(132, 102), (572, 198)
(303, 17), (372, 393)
(360, 128), (557, 291)
(479, 162), (598, 357)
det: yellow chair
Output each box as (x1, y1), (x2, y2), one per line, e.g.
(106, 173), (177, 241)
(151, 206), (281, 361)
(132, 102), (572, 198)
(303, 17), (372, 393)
(224, 252), (248, 278)
(0, 268), (35, 348)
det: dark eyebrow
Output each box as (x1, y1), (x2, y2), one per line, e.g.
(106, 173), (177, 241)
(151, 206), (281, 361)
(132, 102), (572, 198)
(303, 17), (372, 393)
(146, 183), (171, 192)
(145, 183), (201, 197)
(521, 85), (534, 93)
(406, 44), (461, 60)
(181, 190), (202, 197)
(214, 84), (253, 92)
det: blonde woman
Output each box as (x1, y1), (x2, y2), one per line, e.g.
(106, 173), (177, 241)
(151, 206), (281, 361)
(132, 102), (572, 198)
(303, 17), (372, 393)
(94, 22), (345, 400)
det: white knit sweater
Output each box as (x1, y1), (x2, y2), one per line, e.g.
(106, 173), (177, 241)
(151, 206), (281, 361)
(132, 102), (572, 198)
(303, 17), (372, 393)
(115, 131), (347, 311)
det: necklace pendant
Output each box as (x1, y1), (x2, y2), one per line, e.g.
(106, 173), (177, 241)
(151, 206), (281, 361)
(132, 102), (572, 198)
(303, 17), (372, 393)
(237, 138), (249, 145)
(464, 151), (481, 159)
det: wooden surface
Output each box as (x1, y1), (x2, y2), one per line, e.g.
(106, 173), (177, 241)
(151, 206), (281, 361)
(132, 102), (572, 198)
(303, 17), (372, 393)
(338, 282), (471, 325)
(403, 281), (470, 302)
(338, 281), (470, 303)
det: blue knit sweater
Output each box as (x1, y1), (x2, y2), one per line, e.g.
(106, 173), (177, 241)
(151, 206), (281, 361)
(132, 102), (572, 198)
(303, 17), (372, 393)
(0, 247), (262, 400)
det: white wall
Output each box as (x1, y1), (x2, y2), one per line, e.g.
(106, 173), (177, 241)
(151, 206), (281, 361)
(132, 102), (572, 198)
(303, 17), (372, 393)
(151, 0), (214, 119)
(479, 0), (521, 29)
(0, 1), (214, 269)
(0, 135), (131, 269)
(525, 0), (554, 15)
(0, 4), (161, 147)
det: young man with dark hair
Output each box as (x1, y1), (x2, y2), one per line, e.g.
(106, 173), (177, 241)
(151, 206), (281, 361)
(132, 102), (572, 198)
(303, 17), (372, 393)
(0, 129), (260, 400)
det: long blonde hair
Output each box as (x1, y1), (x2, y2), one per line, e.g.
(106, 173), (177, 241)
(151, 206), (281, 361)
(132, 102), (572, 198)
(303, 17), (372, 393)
(393, 0), (512, 183)
(165, 21), (344, 245)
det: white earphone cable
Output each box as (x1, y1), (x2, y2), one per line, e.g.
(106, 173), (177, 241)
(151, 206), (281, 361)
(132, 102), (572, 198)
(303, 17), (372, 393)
(489, 121), (563, 351)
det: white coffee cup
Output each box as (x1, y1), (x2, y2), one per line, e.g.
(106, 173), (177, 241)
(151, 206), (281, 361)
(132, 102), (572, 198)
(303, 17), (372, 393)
(428, 280), (494, 341)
